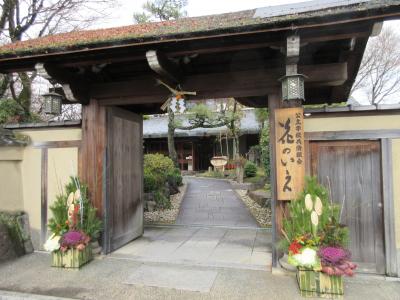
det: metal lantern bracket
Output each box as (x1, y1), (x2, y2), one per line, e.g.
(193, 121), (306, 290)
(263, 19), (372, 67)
(279, 34), (307, 102)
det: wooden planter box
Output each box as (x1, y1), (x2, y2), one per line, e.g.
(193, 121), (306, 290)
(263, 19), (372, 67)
(297, 268), (344, 298)
(52, 246), (92, 268)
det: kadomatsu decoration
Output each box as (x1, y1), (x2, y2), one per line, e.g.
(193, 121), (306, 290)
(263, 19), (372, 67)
(45, 177), (102, 268)
(281, 177), (355, 298)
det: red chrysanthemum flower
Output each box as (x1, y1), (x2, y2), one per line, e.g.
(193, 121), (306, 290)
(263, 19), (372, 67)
(289, 240), (302, 254)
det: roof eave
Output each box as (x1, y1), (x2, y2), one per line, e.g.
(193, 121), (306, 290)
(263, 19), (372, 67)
(1, 2), (400, 66)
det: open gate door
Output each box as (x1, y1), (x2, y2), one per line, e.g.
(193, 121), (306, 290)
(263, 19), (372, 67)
(103, 107), (143, 253)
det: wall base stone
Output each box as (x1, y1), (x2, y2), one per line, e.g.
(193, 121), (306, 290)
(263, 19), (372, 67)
(0, 222), (17, 261)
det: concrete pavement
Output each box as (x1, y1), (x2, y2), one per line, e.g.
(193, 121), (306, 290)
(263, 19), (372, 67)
(1, 252), (400, 300)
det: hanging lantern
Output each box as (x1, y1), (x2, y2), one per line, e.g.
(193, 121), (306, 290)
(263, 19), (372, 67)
(43, 92), (63, 115)
(280, 74), (306, 102)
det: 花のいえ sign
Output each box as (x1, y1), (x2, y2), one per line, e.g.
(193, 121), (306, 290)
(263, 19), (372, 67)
(275, 107), (305, 200)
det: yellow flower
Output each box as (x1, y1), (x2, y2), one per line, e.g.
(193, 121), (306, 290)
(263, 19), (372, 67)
(311, 211), (319, 226)
(305, 194), (313, 211)
(315, 196), (323, 216)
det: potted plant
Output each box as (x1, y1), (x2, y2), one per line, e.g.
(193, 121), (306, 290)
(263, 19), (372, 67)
(281, 177), (356, 298)
(44, 177), (102, 268)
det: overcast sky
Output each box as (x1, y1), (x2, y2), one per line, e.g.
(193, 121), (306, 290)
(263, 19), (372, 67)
(103, 0), (309, 27)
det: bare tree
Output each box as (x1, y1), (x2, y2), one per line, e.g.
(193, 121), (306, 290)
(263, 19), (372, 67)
(0, 0), (119, 122)
(351, 26), (400, 105)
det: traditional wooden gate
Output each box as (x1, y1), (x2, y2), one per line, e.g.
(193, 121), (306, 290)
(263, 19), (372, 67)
(310, 141), (385, 274)
(103, 107), (143, 253)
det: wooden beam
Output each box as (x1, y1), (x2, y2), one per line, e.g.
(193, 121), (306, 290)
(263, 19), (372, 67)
(236, 96), (269, 108)
(146, 50), (183, 84)
(40, 148), (48, 249)
(33, 140), (81, 148)
(79, 99), (107, 217)
(305, 129), (400, 141)
(330, 36), (369, 102)
(381, 138), (399, 277)
(370, 21), (383, 37)
(35, 63), (90, 104)
(267, 92), (281, 268)
(93, 63), (347, 105)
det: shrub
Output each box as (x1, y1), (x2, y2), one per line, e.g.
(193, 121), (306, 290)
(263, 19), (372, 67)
(154, 190), (171, 210)
(244, 161), (257, 177)
(144, 153), (175, 188)
(0, 99), (25, 124)
(143, 154), (177, 209)
(0, 99), (42, 124)
(167, 168), (183, 195)
(0, 212), (26, 256)
(144, 169), (158, 193)
(260, 126), (270, 178)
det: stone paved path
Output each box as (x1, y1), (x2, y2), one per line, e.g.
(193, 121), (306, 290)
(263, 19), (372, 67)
(176, 177), (259, 227)
(111, 225), (272, 271)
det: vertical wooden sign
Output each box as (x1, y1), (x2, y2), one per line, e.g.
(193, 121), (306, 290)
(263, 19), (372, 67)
(275, 107), (305, 200)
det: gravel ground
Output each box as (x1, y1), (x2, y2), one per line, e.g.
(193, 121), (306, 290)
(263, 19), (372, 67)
(144, 183), (187, 224)
(235, 189), (272, 228)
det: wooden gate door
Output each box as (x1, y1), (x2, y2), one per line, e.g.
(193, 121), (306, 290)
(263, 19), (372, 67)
(104, 107), (143, 253)
(310, 141), (385, 274)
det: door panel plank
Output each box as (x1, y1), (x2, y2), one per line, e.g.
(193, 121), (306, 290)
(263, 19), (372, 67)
(106, 107), (143, 252)
(310, 141), (385, 274)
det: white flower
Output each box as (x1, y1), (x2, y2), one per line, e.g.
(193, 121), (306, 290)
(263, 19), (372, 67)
(315, 197), (323, 216)
(67, 192), (74, 207)
(44, 234), (61, 252)
(311, 211), (319, 226)
(74, 189), (81, 202)
(293, 248), (317, 266)
(68, 203), (77, 222)
(305, 194), (313, 211)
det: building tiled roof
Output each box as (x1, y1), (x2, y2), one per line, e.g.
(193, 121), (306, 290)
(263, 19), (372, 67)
(0, 128), (29, 147)
(0, 0), (397, 58)
(143, 108), (260, 139)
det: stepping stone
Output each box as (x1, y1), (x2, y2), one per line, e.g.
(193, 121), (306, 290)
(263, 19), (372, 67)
(124, 265), (218, 292)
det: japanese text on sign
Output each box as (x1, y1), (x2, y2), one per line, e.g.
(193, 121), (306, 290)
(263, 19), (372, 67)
(275, 107), (305, 200)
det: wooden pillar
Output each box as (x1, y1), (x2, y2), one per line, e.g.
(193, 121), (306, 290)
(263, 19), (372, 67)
(268, 92), (283, 267)
(79, 99), (107, 217)
(270, 35), (306, 267)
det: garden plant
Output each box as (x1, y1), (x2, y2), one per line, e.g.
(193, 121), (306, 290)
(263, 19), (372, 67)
(44, 177), (102, 268)
(281, 177), (356, 297)
(144, 153), (183, 210)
